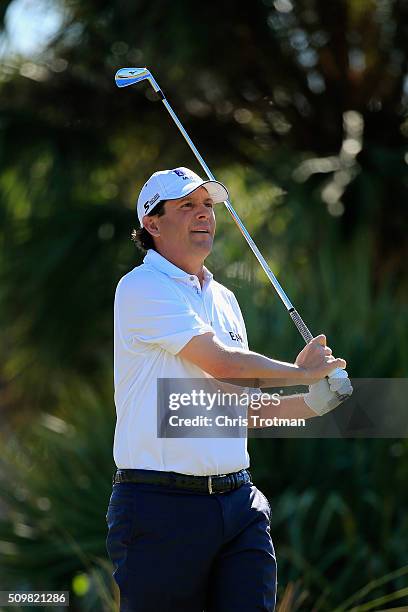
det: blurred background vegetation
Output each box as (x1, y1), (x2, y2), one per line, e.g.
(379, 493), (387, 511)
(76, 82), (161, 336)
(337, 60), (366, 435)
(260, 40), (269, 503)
(0, 0), (407, 610)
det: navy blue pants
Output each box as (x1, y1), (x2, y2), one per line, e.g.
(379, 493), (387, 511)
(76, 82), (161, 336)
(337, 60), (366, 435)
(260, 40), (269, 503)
(105, 478), (277, 611)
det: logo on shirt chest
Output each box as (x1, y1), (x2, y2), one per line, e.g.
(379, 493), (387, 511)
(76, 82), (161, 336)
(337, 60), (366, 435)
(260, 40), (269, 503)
(229, 330), (243, 343)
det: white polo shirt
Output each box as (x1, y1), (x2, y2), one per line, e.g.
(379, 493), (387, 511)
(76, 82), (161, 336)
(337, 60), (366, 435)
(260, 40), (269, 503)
(113, 249), (252, 476)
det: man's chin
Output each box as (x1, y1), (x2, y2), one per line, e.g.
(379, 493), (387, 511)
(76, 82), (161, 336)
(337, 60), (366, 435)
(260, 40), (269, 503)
(189, 234), (214, 253)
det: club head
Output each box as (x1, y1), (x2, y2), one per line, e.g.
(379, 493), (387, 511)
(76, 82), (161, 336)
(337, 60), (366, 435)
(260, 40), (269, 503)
(115, 67), (151, 88)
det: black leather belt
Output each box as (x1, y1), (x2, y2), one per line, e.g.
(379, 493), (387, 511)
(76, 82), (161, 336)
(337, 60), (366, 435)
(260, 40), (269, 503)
(112, 468), (251, 494)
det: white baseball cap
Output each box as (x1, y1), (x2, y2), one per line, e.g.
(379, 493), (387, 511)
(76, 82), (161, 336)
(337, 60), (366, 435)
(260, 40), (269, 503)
(136, 167), (229, 226)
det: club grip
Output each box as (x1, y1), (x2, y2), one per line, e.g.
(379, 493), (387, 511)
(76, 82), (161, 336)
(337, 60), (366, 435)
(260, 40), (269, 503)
(289, 308), (314, 344)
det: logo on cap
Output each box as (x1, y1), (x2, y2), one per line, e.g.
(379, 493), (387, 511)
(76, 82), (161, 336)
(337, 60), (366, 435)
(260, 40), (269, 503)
(144, 192), (160, 213)
(173, 169), (190, 180)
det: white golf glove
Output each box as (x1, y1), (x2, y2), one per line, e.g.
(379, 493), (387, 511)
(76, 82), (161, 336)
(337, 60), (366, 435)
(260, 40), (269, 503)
(304, 368), (353, 416)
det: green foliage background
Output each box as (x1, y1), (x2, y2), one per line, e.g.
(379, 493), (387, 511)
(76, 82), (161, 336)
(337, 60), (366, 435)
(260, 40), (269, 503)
(0, 0), (407, 610)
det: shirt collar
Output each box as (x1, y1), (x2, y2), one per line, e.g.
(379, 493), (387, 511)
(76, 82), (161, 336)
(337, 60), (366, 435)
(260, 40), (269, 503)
(144, 249), (213, 286)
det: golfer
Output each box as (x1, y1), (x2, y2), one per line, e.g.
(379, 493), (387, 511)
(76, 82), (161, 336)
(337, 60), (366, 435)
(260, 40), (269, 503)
(106, 167), (352, 612)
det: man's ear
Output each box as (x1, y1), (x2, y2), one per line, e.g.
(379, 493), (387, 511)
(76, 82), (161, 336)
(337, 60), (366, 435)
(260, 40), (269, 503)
(143, 216), (160, 237)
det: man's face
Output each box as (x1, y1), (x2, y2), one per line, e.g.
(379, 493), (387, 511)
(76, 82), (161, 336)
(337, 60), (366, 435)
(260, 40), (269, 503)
(149, 186), (216, 259)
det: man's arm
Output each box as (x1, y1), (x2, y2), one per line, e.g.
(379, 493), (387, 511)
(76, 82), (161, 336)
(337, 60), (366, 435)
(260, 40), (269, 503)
(178, 332), (346, 385)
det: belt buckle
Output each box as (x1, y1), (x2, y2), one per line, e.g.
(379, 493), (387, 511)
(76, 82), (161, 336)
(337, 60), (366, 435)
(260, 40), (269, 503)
(208, 475), (213, 494)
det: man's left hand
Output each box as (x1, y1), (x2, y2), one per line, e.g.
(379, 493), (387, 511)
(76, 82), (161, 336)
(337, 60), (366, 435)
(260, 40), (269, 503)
(304, 369), (353, 416)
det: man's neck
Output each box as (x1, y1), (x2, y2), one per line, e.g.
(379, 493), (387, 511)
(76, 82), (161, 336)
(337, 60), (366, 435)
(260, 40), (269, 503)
(156, 248), (206, 286)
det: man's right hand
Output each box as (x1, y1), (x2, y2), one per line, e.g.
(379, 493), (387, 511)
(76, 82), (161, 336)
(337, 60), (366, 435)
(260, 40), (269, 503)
(295, 334), (346, 383)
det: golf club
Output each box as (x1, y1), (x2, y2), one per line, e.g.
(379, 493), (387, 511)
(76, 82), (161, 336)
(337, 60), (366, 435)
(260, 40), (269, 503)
(114, 67), (314, 346)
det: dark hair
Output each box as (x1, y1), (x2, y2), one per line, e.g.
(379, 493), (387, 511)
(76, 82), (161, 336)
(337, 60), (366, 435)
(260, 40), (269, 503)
(131, 200), (167, 252)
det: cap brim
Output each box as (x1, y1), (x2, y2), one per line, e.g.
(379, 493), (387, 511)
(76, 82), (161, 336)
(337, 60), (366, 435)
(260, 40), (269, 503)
(201, 180), (229, 203)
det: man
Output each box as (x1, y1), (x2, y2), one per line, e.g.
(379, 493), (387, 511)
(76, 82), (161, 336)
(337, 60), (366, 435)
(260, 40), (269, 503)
(106, 167), (352, 612)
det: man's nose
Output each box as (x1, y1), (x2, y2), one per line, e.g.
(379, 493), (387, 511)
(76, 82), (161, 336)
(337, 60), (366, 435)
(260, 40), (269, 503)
(196, 204), (210, 218)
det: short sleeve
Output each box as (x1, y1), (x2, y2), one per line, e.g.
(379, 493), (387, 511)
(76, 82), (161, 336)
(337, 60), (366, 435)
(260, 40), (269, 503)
(115, 273), (213, 355)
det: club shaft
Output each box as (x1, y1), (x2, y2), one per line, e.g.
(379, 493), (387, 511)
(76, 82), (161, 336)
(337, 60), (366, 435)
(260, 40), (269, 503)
(162, 98), (291, 306)
(160, 97), (313, 343)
